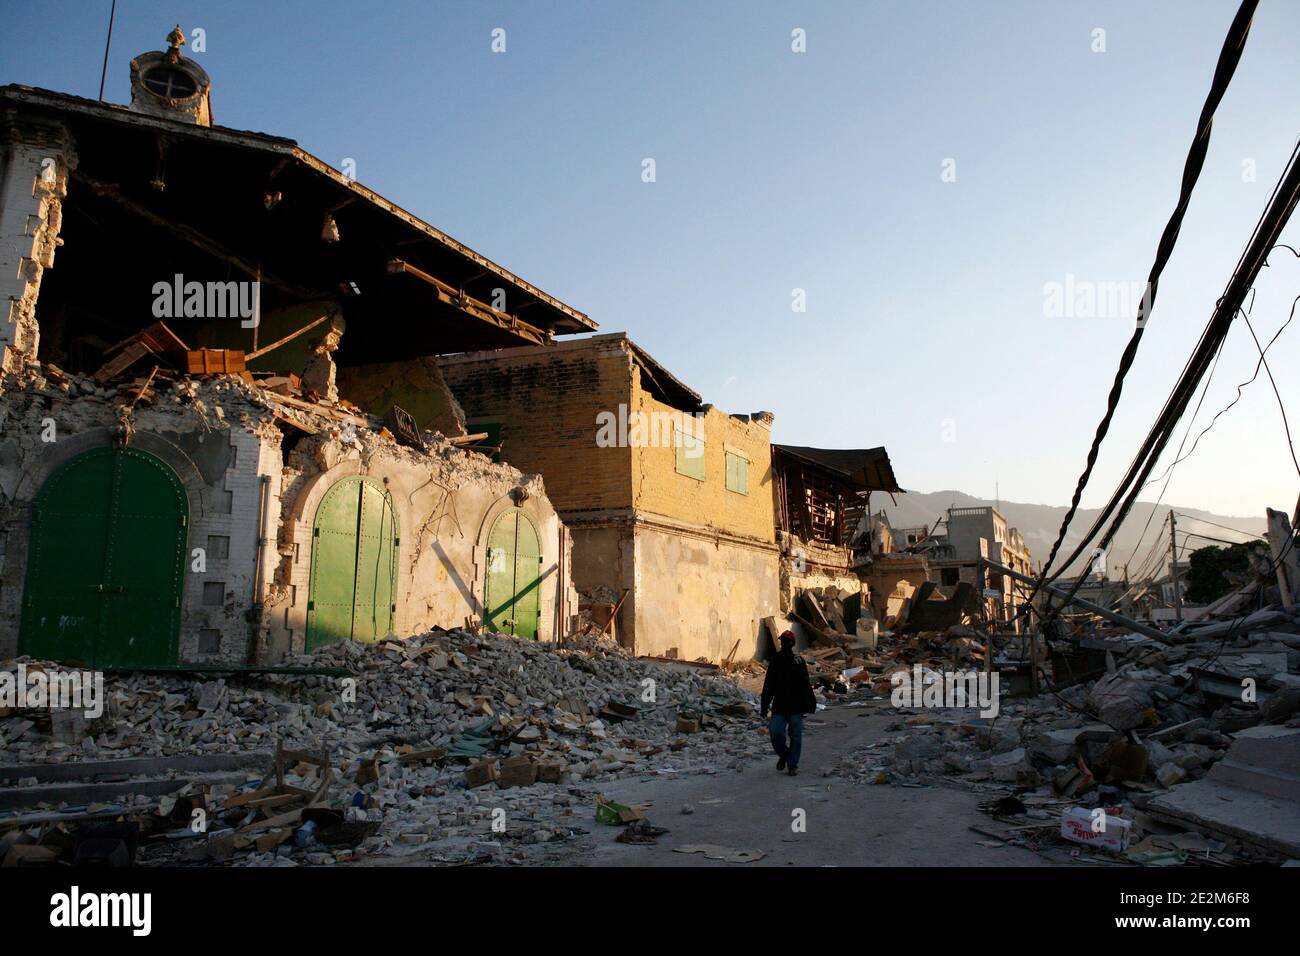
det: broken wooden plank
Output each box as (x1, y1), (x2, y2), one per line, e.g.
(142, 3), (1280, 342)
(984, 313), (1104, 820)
(246, 314), (331, 360)
(94, 340), (154, 383)
(258, 390), (369, 427)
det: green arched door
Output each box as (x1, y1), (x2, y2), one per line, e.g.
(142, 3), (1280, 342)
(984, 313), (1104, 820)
(306, 476), (397, 650)
(20, 447), (188, 668)
(484, 508), (543, 639)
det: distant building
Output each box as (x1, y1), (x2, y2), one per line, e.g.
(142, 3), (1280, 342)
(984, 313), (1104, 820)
(914, 506), (1034, 629)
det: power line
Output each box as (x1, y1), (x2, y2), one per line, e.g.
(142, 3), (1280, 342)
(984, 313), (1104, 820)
(1141, 282), (1300, 491)
(97, 0), (117, 102)
(1242, 306), (1300, 479)
(1036, 0), (1261, 584)
(1038, 136), (1300, 622)
(1171, 511), (1265, 539)
(1178, 529), (1263, 548)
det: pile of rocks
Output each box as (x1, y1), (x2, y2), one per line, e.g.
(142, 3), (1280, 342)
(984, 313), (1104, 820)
(826, 609), (1300, 861)
(2, 628), (766, 865)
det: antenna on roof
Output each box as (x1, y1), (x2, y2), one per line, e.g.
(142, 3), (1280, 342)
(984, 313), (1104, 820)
(97, 0), (117, 101)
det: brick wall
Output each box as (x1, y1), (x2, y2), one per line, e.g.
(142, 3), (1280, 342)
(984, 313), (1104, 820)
(439, 338), (635, 514)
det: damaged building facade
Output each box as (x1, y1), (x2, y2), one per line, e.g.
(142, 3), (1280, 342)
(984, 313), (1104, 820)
(906, 506), (1035, 629)
(771, 443), (904, 632)
(0, 33), (596, 668)
(439, 334), (781, 662)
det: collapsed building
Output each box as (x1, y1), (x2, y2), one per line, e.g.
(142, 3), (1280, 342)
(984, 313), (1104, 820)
(770, 443), (906, 633)
(892, 505), (1035, 630)
(0, 31), (597, 668)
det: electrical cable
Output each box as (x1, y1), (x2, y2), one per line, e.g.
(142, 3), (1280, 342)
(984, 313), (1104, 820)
(1029, 139), (1300, 628)
(1037, 0), (1261, 582)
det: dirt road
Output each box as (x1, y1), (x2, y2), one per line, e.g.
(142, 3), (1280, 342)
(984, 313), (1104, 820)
(551, 701), (1052, 867)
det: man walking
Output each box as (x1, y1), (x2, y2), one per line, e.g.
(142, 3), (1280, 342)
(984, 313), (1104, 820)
(760, 630), (817, 776)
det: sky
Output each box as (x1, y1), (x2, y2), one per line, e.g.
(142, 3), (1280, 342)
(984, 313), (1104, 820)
(3, 0), (1298, 521)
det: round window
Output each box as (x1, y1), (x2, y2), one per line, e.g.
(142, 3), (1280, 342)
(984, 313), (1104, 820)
(142, 67), (197, 99)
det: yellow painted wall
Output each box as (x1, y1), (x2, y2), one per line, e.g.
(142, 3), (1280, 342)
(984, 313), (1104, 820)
(629, 370), (775, 544)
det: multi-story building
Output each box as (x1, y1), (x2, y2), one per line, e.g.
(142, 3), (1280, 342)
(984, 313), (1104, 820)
(439, 334), (780, 662)
(918, 506), (1034, 629)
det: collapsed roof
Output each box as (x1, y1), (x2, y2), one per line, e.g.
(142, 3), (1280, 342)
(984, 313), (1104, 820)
(773, 444), (903, 494)
(1, 83), (595, 368)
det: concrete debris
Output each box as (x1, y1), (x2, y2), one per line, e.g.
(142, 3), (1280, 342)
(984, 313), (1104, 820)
(822, 599), (1300, 864)
(0, 628), (766, 866)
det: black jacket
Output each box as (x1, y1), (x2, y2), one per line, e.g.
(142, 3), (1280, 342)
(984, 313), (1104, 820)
(761, 647), (817, 717)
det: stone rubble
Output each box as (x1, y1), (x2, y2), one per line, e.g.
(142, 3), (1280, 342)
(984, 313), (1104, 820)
(821, 609), (1300, 863)
(2, 628), (770, 865)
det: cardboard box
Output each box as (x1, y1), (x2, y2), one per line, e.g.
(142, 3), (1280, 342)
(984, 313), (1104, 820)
(1060, 806), (1132, 852)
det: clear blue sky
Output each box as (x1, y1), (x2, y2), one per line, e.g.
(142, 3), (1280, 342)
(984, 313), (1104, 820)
(4, 0), (1298, 519)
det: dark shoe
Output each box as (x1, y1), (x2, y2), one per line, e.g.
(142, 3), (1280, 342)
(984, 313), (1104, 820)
(776, 757), (787, 771)
(787, 767), (798, 776)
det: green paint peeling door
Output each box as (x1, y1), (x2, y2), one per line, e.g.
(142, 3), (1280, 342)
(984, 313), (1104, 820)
(306, 476), (397, 650)
(483, 508), (543, 639)
(20, 447), (187, 668)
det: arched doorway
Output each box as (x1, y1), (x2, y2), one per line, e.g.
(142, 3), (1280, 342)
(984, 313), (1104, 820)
(19, 447), (188, 667)
(306, 476), (397, 650)
(484, 508), (542, 639)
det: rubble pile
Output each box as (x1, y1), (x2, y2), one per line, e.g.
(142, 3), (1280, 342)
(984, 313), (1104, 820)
(826, 602), (1300, 863)
(1, 628), (765, 866)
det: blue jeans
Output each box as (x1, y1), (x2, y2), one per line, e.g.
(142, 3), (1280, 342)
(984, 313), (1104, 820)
(769, 713), (804, 769)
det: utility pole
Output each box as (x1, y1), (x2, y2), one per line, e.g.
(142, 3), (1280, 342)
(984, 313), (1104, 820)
(1169, 512), (1184, 623)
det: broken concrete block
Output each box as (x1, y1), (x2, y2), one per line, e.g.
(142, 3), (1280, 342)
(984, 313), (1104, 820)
(195, 680), (227, 713)
(1144, 737), (1176, 769)
(49, 707), (87, 745)
(1157, 763), (1188, 787)
(1088, 673), (1154, 731)
(1029, 728), (1081, 765)
(895, 732), (941, 761)
(989, 747), (1030, 783)
(536, 758), (566, 783)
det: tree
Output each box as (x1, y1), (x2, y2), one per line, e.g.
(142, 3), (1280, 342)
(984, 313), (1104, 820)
(1184, 542), (1261, 604)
